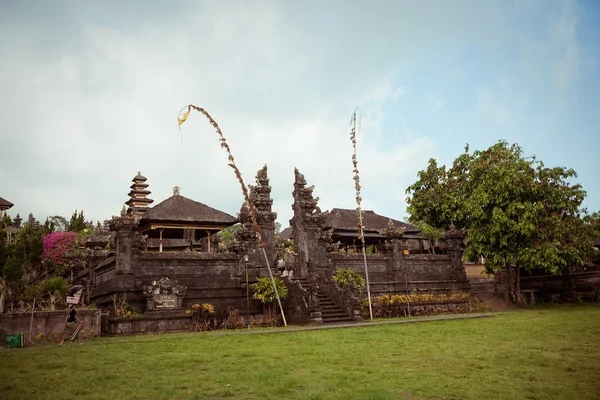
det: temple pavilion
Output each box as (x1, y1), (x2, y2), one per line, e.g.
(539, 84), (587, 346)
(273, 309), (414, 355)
(281, 208), (422, 251)
(124, 173), (238, 252)
(0, 196), (13, 216)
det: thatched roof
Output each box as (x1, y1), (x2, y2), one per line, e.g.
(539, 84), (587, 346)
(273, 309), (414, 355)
(141, 194), (237, 225)
(280, 209), (421, 241)
(0, 196), (13, 210)
(324, 208), (420, 234)
(279, 227), (293, 240)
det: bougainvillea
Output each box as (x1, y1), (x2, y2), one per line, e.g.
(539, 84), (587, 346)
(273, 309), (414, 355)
(43, 231), (78, 267)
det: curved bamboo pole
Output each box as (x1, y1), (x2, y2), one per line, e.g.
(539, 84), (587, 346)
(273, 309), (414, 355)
(177, 105), (287, 326)
(350, 107), (373, 320)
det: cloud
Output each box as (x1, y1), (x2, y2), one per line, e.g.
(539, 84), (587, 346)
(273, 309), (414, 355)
(0, 0), (595, 229)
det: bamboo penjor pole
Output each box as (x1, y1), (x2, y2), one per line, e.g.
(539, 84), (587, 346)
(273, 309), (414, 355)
(177, 105), (287, 326)
(350, 107), (373, 320)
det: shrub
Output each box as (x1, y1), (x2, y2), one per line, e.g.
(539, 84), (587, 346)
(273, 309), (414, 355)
(361, 292), (472, 319)
(332, 268), (365, 297)
(252, 277), (288, 326)
(190, 303), (244, 331)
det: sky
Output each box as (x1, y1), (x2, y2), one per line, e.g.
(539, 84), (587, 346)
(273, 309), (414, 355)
(1, 0), (599, 228)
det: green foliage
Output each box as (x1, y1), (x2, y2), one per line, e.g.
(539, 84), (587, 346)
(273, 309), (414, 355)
(275, 237), (295, 260)
(217, 223), (243, 252)
(47, 215), (68, 232)
(67, 210), (86, 233)
(406, 140), (596, 275)
(252, 277), (288, 304)
(189, 303), (244, 331)
(361, 292), (474, 319)
(274, 222), (282, 236)
(40, 277), (69, 311)
(1, 306), (600, 399)
(252, 277), (288, 326)
(332, 268), (365, 297)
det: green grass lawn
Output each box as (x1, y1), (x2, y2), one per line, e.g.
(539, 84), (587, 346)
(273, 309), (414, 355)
(2, 305), (599, 400)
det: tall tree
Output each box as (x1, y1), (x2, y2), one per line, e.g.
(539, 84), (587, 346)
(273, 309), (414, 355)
(406, 140), (596, 301)
(67, 210), (86, 233)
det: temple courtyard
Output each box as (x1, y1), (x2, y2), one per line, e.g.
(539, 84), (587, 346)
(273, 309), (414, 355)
(2, 304), (599, 400)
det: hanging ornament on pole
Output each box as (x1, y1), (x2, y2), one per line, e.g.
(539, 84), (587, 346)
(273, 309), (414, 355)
(177, 105), (287, 327)
(350, 107), (373, 320)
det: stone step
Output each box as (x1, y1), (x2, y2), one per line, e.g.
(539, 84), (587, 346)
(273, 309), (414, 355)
(322, 317), (355, 324)
(320, 303), (337, 308)
(321, 311), (349, 318)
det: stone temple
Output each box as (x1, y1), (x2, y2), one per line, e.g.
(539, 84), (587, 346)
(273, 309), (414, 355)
(83, 166), (469, 333)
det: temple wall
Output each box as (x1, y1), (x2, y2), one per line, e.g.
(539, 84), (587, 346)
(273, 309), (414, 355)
(91, 251), (261, 314)
(0, 310), (103, 346)
(329, 252), (470, 297)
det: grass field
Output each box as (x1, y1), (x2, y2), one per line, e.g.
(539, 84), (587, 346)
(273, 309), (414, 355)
(2, 305), (599, 400)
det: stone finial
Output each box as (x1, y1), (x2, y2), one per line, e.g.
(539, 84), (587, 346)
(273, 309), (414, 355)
(173, 186), (181, 196)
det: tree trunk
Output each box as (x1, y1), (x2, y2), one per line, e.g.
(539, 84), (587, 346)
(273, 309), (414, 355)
(49, 292), (56, 311)
(515, 265), (522, 304)
(0, 285), (6, 314)
(506, 265), (514, 302)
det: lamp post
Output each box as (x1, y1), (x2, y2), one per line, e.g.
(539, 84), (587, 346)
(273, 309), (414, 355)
(243, 255), (250, 329)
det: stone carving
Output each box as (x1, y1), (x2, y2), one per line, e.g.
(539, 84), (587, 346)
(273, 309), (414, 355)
(290, 168), (330, 277)
(143, 277), (186, 295)
(235, 165), (278, 269)
(143, 277), (187, 311)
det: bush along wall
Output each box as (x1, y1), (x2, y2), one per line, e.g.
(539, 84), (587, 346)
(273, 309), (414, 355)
(360, 292), (484, 319)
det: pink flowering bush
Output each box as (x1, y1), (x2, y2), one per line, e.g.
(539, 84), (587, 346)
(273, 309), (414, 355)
(43, 232), (78, 267)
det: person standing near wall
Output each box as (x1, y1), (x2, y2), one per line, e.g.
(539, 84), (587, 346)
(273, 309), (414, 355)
(60, 304), (83, 346)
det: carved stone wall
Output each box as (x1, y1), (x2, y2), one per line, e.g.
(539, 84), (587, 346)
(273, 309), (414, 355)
(289, 168), (330, 277)
(288, 170), (471, 298)
(241, 165), (278, 276)
(91, 252), (260, 314)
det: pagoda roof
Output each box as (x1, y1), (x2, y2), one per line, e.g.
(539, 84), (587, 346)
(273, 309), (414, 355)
(132, 172), (147, 182)
(127, 189), (152, 196)
(125, 198), (154, 206)
(0, 196), (14, 210)
(141, 194), (237, 226)
(130, 182), (149, 189)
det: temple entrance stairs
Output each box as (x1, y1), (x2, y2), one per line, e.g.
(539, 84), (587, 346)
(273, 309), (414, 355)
(294, 277), (355, 324)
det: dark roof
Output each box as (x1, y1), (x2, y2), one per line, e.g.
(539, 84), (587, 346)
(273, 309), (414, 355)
(279, 227), (293, 240)
(0, 196), (13, 210)
(141, 194), (237, 225)
(324, 208), (421, 234)
(133, 172), (147, 182)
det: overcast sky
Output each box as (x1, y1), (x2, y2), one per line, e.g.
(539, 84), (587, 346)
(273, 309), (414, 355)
(1, 0), (599, 228)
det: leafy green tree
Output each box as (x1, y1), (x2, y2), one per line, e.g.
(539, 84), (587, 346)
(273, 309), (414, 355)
(67, 210), (86, 233)
(252, 277), (288, 325)
(217, 224), (243, 252)
(274, 222), (282, 236)
(48, 215), (68, 232)
(406, 140), (596, 302)
(333, 268), (366, 297)
(40, 277), (69, 311)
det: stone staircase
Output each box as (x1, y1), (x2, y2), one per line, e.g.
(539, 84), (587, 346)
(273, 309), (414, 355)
(295, 277), (355, 324)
